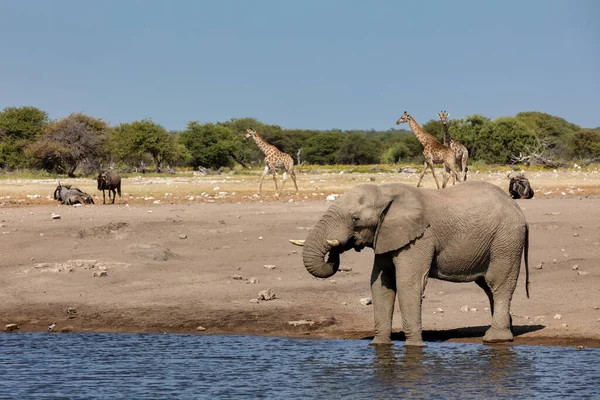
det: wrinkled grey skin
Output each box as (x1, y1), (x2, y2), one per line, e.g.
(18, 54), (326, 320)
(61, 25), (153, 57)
(302, 181), (529, 347)
(53, 184), (95, 205)
(97, 170), (122, 204)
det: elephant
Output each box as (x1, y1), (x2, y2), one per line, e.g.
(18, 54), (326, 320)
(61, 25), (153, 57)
(290, 181), (530, 347)
(97, 170), (122, 204)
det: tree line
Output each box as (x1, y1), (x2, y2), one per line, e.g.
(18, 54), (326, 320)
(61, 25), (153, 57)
(0, 106), (599, 176)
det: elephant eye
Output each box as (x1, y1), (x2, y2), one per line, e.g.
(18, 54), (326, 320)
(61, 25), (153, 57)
(352, 215), (360, 223)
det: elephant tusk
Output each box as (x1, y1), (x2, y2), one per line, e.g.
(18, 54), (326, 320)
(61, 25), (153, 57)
(289, 239), (305, 246)
(326, 239), (340, 247)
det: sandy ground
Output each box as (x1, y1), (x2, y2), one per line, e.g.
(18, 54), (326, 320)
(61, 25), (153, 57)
(1, 168), (600, 347)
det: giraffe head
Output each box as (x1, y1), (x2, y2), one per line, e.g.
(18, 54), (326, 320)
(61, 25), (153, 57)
(396, 111), (412, 125)
(245, 129), (257, 139)
(438, 111), (450, 125)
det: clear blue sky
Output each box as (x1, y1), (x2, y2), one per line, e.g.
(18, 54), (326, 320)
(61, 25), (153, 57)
(1, 1), (598, 131)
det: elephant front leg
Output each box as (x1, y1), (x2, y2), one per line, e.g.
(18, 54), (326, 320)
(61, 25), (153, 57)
(394, 250), (432, 347)
(369, 256), (396, 346)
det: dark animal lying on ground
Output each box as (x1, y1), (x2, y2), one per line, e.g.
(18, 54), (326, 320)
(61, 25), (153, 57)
(508, 172), (534, 199)
(97, 170), (122, 204)
(53, 183), (95, 205)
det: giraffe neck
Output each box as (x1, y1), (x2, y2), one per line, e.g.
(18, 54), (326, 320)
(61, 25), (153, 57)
(408, 118), (438, 146)
(442, 122), (453, 145)
(252, 134), (276, 156)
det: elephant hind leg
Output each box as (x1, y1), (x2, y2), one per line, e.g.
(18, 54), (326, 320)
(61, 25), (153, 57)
(475, 277), (494, 316)
(480, 261), (520, 343)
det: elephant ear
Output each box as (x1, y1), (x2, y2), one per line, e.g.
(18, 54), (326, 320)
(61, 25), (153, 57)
(373, 187), (429, 255)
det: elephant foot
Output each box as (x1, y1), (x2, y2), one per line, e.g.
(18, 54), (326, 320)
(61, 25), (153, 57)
(369, 337), (393, 346)
(404, 339), (426, 347)
(483, 327), (514, 343)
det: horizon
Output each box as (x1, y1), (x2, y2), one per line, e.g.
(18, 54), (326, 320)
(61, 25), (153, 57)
(1, 1), (598, 131)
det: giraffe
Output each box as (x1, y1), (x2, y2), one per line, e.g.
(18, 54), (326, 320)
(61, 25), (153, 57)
(438, 111), (469, 182)
(245, 129), (299, 196)
(396, 111), (461, 189)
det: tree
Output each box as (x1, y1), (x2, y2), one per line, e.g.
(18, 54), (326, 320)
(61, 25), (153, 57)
(475, 117), (537, 164)
(0, 106), (49, 169)
(516, 112), (580, 160)
(303, 132), (345, 164)
(335, 133), (380, 164)
(571, 129), (600, 161)
(179, 122), (236, 169)
(111, 119), (187, 172)
(27, 113), (108, 176)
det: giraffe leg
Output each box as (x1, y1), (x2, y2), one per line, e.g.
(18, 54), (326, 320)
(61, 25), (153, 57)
(258, 166), (269, 195)
(272, 170), (279, 196)
(428, 161), (442, 189)
(462, 152), (469, 181)
(416, 161), (429, 188)
(290, 170), (299, 194)
(280, 171), (288, 194)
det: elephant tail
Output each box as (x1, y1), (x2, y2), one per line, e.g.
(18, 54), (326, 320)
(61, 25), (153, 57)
(524, 223), (530, 298)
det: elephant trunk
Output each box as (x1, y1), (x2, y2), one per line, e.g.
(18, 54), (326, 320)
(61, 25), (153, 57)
(302, 208), (351, 279)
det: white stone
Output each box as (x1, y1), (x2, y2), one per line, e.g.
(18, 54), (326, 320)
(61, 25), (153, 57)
(359, 298), (372, 306)
(179, 234), (187, 239)
(196, 326), (206, 331)
(554, 314), (562, 320)
(572, 264), (579, 270)
(264, 265), (276, 270)
(461, 305), (469, 312)
(288, 320), (315, 327)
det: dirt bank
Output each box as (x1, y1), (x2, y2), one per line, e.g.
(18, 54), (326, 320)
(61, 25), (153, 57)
(1, 173), (599, 347)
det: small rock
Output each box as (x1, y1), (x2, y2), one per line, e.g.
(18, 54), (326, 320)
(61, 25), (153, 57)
(561, 323), (568, 328)
(287, 199), (294, 203)
(39, 233), (45, 237)
(577, 345), (584, 350)
(65, 308), (77, 315)
(359, 298), (372, 306)
(535, 262), (543, 270)
(436, 308), (444, 313)
(572, 264), (579, 270)
(196, 326), (206, 331)
(460, 305), (469, 312)
(257, 288), (276, 301)
(179, 234), (187, 239)
(4, 323), (19, 332)
(577, 271), (589, 276)
(470, 308), (478, 312)
(247, 278), (258, 284)
(339, 266), (353, 272)
(232, 275), (243, 280)
(249, 299), (259, 304)
(258, 236), (263, 240)
(51, 214), (61, 220)
(264, 265), (276, 270)
(341, 302), (348, 306)
(573, 233), (579, 237)
(93, 271), (107, 277)
(288, 320), (315, 327)
(554, 314), (562, 320)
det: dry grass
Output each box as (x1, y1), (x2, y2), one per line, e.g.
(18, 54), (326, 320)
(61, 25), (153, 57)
(1, 165), (600, 207)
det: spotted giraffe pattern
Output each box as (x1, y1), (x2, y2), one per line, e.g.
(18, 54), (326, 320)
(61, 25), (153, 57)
(438, 111), (469, 182)
(396, 111), (461, 189)
(245, 129), (299, 195)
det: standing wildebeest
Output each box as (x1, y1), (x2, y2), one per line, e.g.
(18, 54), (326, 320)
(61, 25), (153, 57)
(97, 170), (122, 204)
(53, 183), (95, 205)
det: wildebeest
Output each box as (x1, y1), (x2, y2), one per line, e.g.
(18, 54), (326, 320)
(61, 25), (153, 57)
(97, 170), (122, 204)
(508, 172), (534, 199)
(53, 183), (95, 205)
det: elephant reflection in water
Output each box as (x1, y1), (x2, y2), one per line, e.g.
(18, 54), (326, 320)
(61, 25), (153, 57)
(372, 345), (526, 396)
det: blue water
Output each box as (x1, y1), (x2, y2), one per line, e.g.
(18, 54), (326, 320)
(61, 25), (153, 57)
(0, 333), (598, 399)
